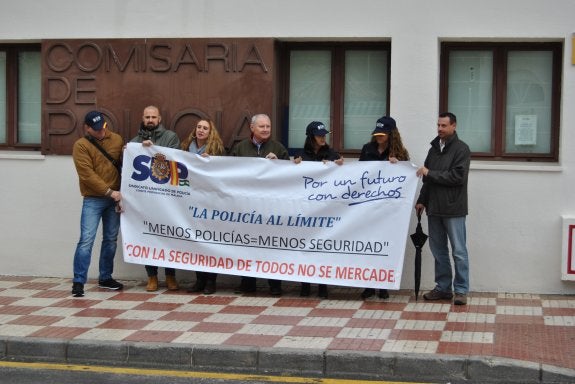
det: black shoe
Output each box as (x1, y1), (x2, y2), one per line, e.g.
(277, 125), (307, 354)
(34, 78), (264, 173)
(98, 278), (123, 290)
(378, 289), (390, 299)
(72, 282), (84, 297)
(423, 288), (453, 301)
(203, 280), (216, 295)
(300, 283), (310, 297)
(361, 288), (375, 299)
(234, 278), (257, 294)
(270, 286), (282, 296)
(187, 280), (206, 293)
(318, 284), (328, 299)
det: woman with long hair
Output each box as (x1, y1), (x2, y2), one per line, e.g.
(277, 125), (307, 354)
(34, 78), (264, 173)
(294, 121), (343, 299)
(359, 116), (410, 300)
(182, 118), (225, 294)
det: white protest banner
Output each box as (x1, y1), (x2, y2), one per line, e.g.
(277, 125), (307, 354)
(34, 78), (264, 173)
(120, 143), (419, 289)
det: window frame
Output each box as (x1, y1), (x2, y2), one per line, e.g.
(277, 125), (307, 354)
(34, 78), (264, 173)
(439, 42), (562, 162)
(0, 43), (42, 151)
(278, 41), (391, 156)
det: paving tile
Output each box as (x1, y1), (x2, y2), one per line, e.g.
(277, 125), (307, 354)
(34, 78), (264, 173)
(224, 333), (282, 347)
(190, 321), (244, 333)
(29, 326), (91, 339)
(123, 330), (184, 343)
(287, 325), (342, 338)
(7, 314), (63, 326)
(115, 309), (171, 321)
(172, 331), (232, 344)
(219, 305), (268, 315)
(274, 335), (333, 349)
(496, 306), (543, 316)
(142, 320), (197, 332)
(238, 323), (293, 336)
(252, 314), (304, 326)
(543, 316), (575, 326)
(74, 328), (136, 341)
(440, 330), (494, 343)
(51, 316), (110, 328)
(298, 316), (349, 327)
(336, 327), (391, 339)
(381, 339), (438, 353)
(159, 311), (212, 322)
(205, 313), (258, 324)
(395, 319), (446, 331)
(328, 337), (385, 351)
(97, 318), (152, 329)
(0, 324), (43, 337)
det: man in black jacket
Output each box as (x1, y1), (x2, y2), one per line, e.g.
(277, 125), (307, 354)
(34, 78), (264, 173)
(415, 112), (470, 305)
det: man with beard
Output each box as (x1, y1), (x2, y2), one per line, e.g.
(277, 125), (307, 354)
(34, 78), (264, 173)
(130, 105), (181, 292)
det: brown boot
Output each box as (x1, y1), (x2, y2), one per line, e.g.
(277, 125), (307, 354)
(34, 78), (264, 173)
(166, 275), (179, 291)
(146, 276), (158, 292)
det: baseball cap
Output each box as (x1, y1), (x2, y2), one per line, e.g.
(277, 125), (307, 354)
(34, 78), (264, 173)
(305, 121), (330, 136)
(372, 116), (396, 136)
(84, 111), (106, 131)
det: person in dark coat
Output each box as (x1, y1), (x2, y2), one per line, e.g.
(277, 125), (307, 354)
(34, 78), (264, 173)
(229, 113), (289, 296)
(415, 112), (471, 306)
(294, 121), (343, 299)
(359, 116), (410, 300)
(131, 105), (181, 292)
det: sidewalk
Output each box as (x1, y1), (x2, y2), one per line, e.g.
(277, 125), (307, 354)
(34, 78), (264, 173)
(0, 275), (574, 383)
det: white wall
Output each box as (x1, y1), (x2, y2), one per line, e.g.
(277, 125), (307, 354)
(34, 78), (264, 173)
(1, 0), (574, 293)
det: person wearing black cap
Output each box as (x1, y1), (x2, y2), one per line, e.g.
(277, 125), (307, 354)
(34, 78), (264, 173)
(294, 121), (343, 299)
(359, 116), (410, 300)
(71, 111), (125, 297)
(131, 105), (181, 292)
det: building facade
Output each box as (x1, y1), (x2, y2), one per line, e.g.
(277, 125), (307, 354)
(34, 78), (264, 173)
(1, 0), (574, 293)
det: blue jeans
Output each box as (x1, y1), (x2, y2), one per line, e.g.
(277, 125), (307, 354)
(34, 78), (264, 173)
(73, 197), (120, 284)
(428, 215), (469, 294)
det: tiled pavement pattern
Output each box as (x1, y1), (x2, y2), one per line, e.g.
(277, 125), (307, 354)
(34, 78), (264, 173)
(0, 276), (574, 371)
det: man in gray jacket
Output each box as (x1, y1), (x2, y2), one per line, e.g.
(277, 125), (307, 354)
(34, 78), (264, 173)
(415, 112), (471, 305)
(131, 105), (181, 292)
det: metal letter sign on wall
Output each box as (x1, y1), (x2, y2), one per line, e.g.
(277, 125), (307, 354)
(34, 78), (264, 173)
(41, 38), (275, 155)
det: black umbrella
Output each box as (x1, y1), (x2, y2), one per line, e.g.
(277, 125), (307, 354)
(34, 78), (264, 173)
(410, 212), (428, 301)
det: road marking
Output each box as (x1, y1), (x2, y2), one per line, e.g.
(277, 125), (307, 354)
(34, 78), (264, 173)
(0, 360), (426, 383)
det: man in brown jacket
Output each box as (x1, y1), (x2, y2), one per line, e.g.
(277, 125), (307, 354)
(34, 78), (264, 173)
(71, 111), (124, 297)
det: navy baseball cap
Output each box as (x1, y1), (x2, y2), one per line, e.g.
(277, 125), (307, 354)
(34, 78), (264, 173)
(84, 111), (106, 131)
(305, 121), (330, 136)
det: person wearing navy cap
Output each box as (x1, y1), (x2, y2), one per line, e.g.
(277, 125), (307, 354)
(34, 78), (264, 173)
(71, 111), (124, 297)
(294, 121), (343, 299)
(359, 116), (410, 300)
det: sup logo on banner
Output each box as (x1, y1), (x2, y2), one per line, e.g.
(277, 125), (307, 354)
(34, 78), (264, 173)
(131, 153), (190, 187)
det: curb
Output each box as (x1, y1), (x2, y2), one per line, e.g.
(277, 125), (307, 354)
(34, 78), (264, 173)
(1, 337), (574, 383)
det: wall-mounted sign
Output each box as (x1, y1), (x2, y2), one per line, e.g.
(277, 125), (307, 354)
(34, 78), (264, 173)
(515, 114), (537, 145)
(562, 216), (575, 281)
(42, 38), (276, 155)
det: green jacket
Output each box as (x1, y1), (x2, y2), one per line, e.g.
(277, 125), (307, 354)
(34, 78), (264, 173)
(229, 137), (289, 160)
(131, 124), (180, 149)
